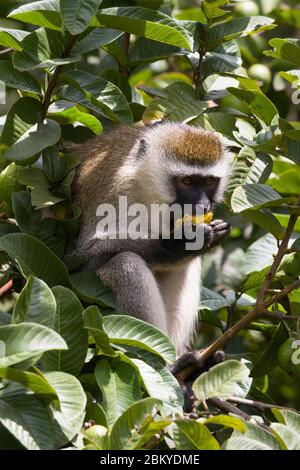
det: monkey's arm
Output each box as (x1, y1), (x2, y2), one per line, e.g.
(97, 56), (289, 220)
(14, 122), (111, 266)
(74, 219), (230, 272)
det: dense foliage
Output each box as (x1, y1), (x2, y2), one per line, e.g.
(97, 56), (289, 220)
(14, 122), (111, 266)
(0, 0), (299, 451)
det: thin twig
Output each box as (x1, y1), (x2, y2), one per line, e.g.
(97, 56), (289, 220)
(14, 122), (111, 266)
(227, 396), (299, 414)
(0, 279), (13, 298)
(208, 397), (270, 430)
(0, 47), (13, 55)
(42, 35), (77, 118)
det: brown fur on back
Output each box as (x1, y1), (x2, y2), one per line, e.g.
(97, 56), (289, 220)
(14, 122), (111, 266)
(72, 126), (142, 239)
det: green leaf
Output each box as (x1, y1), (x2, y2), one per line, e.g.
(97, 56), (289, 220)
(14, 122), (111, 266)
(48, 103), (102, 135)
(282, 130), (300, 165)
(13, 28), (77, 71)
(228, 88), (278, 126)
(231, 184), (293, 214)
(242, 209), (285, 240)
(44, 371), (86, 447)
(129, 37), (180, 66)
(0, 61), (41, 94)
(71, 272), (117, 308)
(83, 306), (116, 356)
(203, 414), (246, 432)
(269, 167), (300, 194)
(0, 97), (60, 164)
(71, 28), (122, 56)
(95, 359), (141, 428)
(128, 357), (183, 415)
(264, 38), (300, 67)
(193, 360), (251, 401)
(59, 71), (133, 125)
(97, 7), (193, 50)
(199, 287), (229, 310)
(8, 0), (62, 31)
(0, 233), (71, 287)
(0, 98), (42, 156)
(271, 409), (300, 450)
(207, 16), (275, 49)
(102, 315), (176, 364)
(0, 323), (67, 368)
(0, 388), (55, 450)
(251, 323), (290, 377)
(0, 220), (20, 237)
(109, 398), (165, 450)
(61, 0), (103, 35)
(173, 420), (220, 450)
(242, 234), (278, 275)
(0, 367), (57, 400)
(12, 191), (65, 256)
(12, 276), (56, 329)
(224, 421), (281, 450)
(42, 287), (88, 376)
(143, 82), (205, 122)
(0, 28), (29, 51)
(202, 0), (230, 20)
(4, 118), (61, 163)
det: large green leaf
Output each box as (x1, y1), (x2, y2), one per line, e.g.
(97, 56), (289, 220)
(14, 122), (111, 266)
(95, 359), (141, 428)
(251, 323), (290, 377)
(0, 323), (67, 368)
(127, 356), (183, 415)
(61, 0), (103, 35)
(0, 233), (71, 287)
(207, 16), (275, 49)
(143, 82), (205, 122)
(13, 28), (78, 71)
(0, 367), (57, 400)
(0, 61), (41, 94)
(12, 191), (65, 257)
(0, 98), (42, 155)
(172, 420), (220, 450)
(242, 233), (278, 275)
(282, 130), (300, 165)
(271, 409), (300, 450)
(83, 306), (116, 356)
(109, 398), (166, 450)
(42, 287), (88, 376)
(12, 276), (56, 328)
(102, 315), (176, 364)
(44, 371), (86, 447)
(4, 119), (61, 163)
(71, 28), (122, 56)
(0, 28), (29, 51)
(8, 0), (62, 31)
(0, 386), (55, 450)
(59, 71), (133, 125)
(97, 7), (193, 50)
(71, 272), (117, 308)
(129, 37), (180, 66)
(224, 421), (281, 450)
(228, 88), (278, 126)
(231, 184), (293, 214)
(264, 38), (300, 67)
(193, 360), (251, 401)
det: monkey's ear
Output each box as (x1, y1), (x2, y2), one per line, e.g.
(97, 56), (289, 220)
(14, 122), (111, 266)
(137, 138), (147, 157)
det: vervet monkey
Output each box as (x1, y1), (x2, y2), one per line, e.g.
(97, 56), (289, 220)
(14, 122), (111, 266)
(72, 122), (232, 361)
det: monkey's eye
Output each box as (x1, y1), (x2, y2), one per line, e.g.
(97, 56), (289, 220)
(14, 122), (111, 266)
(203, 177), (215, 186)
(181, 176), (194, 186)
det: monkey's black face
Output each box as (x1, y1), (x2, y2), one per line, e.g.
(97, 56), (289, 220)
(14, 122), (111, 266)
(173, 174), (220, 214)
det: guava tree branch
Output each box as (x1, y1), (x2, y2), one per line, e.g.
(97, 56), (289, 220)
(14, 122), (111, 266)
(42, 35), (77, 118)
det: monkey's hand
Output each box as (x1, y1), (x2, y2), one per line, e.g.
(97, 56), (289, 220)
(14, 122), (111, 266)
(171, 350), (225, 412)
(201, 219), (230, 252)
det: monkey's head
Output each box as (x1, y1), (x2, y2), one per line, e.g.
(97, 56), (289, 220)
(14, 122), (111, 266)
(135, 122), (232, 213)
